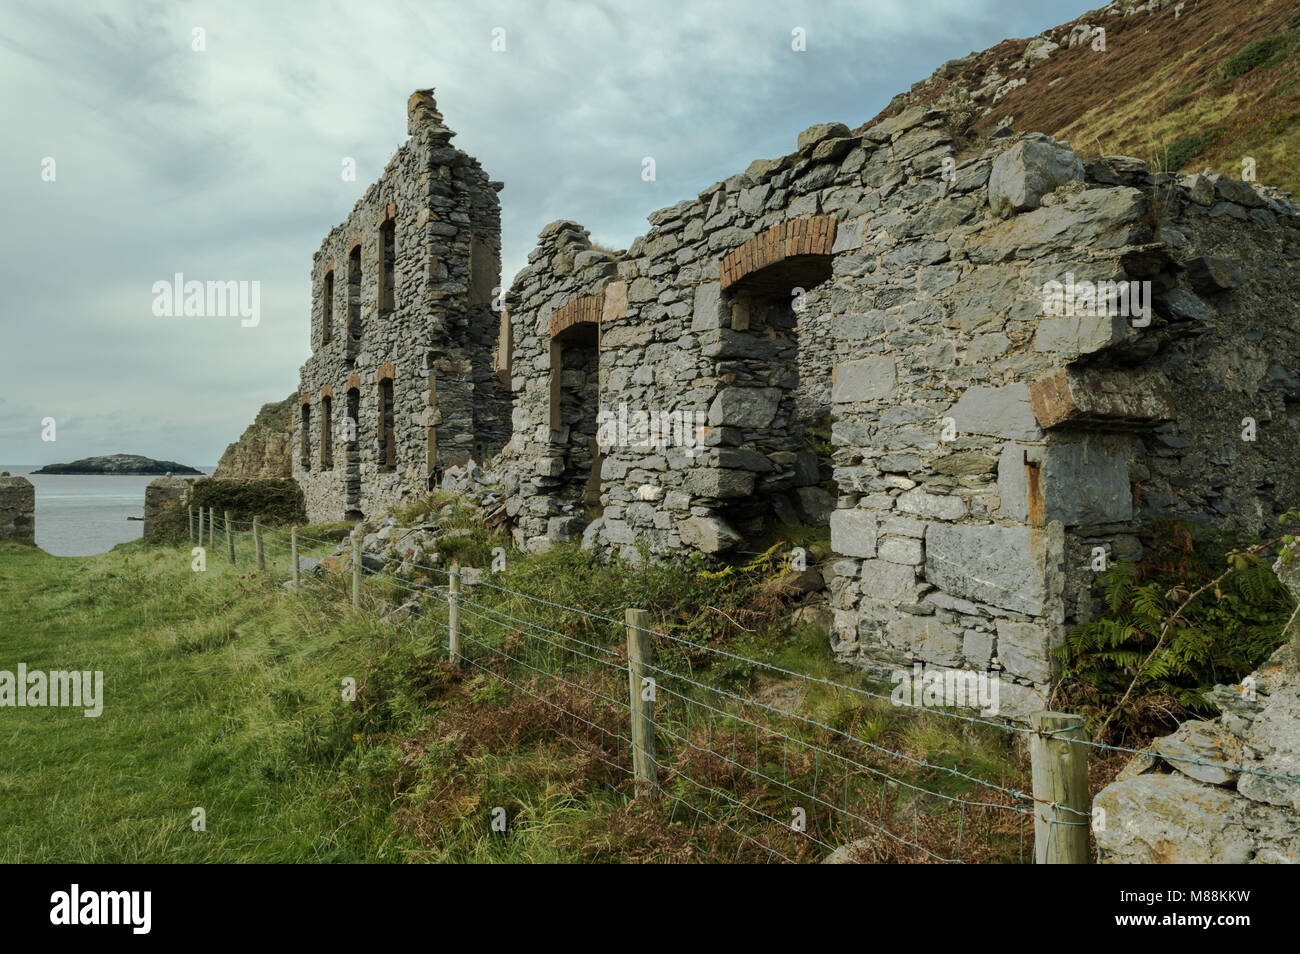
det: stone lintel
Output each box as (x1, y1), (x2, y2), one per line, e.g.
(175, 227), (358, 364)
(1030, 366), (1176, 429)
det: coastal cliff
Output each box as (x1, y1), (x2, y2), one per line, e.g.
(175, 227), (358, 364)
(213, 394), (296, 480)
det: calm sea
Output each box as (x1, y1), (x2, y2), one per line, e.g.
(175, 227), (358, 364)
(3, 465), (216, 557)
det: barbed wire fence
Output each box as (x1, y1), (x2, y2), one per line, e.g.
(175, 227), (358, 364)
(184, 506), (1300, 864)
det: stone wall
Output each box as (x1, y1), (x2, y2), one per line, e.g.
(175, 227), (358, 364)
(143, 475), (194, 538)
(286, 93), (1299, 720)
(0, 474), (35, 543)
(1056, 167), (1300, 632)
(500, 104), (1300, 716)
(293, 90), (511, 523)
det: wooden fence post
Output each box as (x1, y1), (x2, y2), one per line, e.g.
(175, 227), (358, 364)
(351, 533), (361, 609)
(225, 510), (234, 564)
(194, 507), (202, 546)
(448, 562), (461, 667)
(187, 506), (194, 543)
(208, 507), (216, 549)
(1030, 710), (1091, 864)
(291, 526), (300, 588)
(253, 516), (265, 571)
(625, 608), (658, 796)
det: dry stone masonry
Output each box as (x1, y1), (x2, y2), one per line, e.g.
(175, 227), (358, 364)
(294, 91), (511, 522)
(0, 474), (35, 543)
(291, 91), (1300, 722)
(496, 105), (1300, 719)
(143, 475), (194, 539)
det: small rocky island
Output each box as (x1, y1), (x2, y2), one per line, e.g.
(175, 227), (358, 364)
(33, 454), (202, 476)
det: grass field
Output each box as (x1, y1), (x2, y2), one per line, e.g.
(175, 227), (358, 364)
(0, 526), (1032, 863)
(0, 539), (398, 861)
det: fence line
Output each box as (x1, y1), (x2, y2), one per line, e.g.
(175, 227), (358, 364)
(215, 516), (1042, 861)
(187, 508), (1299, 863)
(389, 542), (1300, 786)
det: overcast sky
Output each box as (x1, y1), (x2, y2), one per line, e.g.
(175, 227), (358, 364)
(0, 0), (1087, 466)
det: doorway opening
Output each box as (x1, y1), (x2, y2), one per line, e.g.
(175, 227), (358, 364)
(549, 321), (601, 515)
(713, 275), (836, 550)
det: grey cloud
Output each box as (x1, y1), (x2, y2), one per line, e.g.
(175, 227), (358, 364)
(0, 0), (1086, 467)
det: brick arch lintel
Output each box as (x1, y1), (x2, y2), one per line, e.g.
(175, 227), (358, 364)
(719, 215), (838, 291)
(549, 293), (606, 339)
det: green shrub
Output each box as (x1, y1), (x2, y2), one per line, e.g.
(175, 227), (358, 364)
(1158, 126), (1225, 172)
(150, 478), (306, 544)
(189, 478), (306, 524)
(1056, 520), (1294, 741)
(1222, 35), (1287, 81)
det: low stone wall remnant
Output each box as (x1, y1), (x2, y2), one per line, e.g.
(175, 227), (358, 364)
(0, 473), (35, 543)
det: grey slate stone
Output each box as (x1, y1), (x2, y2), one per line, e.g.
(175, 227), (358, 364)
(691, 281), (723, 332)
(797, 122), (851, 154)
(1183, 256), (1243, 294)
(886, 616), (963, 666)
(949, 383), (1043, 441)
(1151, 720), (1242, 786)
(1093, 774), (1299, 864)
(895, 487), (967, 520)
(831, 509), (878, 559)
(1158, 287), (1211, 323)
(995, 620), (1053, 683)
(832, 357), (897, 403)
(679, 515), (742, 553)
(988, 139), (1084, 215)
(877, 535), (924, 565)
(1000, 439), (1132, 526)
(1034, 314), (1128, 355)
(925, 523), (1047, 616)
(860, 558), (921, 601)
(683, 468), (755, 499)
(963, 630), (994, 668)
(707, 387), (781, 428)
(1040, 440), (1133, 526)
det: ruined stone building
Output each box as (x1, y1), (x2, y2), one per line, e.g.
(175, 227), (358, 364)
(296, 91), (1300, 718)
(294, 91), (511, 521)
(501, 108), (1300, 718)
